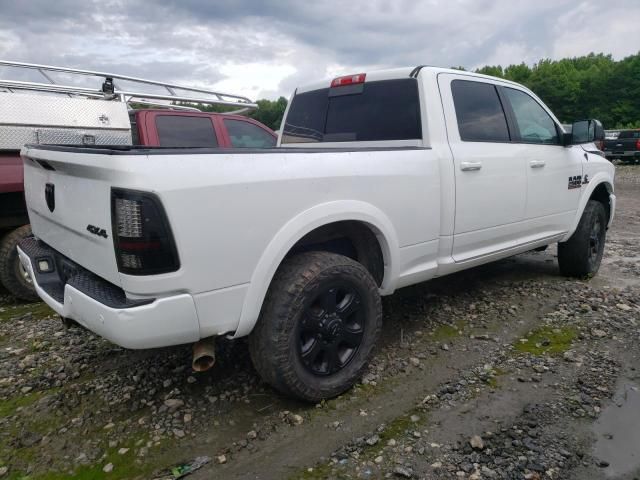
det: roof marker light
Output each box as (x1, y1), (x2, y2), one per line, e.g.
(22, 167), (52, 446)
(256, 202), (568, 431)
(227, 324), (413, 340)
(330, 73), (366, 88)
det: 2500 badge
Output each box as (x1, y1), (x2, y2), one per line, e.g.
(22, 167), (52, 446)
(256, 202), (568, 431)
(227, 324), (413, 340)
(568, 174), (589, 190)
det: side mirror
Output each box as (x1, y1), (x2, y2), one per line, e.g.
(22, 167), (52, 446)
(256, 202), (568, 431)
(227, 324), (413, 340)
(566, 119), (605, 145)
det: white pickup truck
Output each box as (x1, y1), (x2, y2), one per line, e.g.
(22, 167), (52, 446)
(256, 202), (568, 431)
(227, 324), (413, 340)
(18, 66), (615, 401)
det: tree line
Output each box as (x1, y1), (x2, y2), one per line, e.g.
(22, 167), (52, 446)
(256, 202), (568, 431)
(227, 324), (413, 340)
(475, 52), (640, 129)
(188, 52), (640, 130)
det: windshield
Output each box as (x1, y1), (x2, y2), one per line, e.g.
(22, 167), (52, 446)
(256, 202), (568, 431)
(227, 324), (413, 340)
(282, 78), (422, 144)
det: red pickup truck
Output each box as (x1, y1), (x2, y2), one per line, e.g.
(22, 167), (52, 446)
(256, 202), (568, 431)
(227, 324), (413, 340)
(0, 109), (276, 300)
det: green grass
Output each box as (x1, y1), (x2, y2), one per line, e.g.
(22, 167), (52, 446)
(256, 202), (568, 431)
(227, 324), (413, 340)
(514, 326), (577, 356)
(5, 433), (163, 480)
(0, 302), (54, 323)
(0, 391), (47, 418)
(430, 323), (463, 341)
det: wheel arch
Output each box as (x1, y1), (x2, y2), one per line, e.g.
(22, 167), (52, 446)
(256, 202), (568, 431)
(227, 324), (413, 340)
(562, 176), (614, 242)
(232, 201), (400, 338)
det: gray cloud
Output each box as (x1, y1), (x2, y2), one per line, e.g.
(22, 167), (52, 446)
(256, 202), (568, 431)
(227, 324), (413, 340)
(0, 0), (638, 99)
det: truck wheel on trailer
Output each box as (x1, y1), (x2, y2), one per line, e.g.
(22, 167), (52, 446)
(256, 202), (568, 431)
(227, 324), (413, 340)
(0, 225), (38, 301)
(249, 251), (382, 402)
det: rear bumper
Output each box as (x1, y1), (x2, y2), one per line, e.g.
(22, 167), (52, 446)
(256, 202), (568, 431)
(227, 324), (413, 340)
(17, 237), (200, 349)
(605, 151), (640, 158)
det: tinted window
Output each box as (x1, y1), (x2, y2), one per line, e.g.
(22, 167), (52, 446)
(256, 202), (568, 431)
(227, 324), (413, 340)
(224, 119), (276, 148)
(451, 80), (510, 142)
(618, 130), (640, 139)
(282, 79), (421, 143)
(503, 88), (559, 144)
(155, 115), (217, 147)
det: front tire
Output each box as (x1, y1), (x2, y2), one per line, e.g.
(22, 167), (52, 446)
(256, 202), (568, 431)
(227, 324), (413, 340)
(558, 200), (607, 277)
(249, 251), (382, 402)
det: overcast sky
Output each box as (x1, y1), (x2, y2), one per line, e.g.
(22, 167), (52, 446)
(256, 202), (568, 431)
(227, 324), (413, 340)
(1, 0), (639, 101)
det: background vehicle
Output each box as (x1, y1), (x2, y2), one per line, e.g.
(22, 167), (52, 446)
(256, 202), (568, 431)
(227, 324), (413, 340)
(18, 67), (614, 401)
(0, 61), (275, 300)
(603, 129), (640, 163)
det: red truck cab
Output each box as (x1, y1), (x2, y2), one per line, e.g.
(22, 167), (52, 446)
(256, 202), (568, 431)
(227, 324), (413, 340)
(131, 110), (276, 148)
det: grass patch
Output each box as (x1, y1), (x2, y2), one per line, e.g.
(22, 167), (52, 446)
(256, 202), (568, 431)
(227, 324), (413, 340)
(0, 391), (47, 418)
(0, 302), (54, 323)
(514, 326), (577, 356)
(5, 433), (165, 480)
(430, 323), (462, 341)
(294, 463), (336, 480)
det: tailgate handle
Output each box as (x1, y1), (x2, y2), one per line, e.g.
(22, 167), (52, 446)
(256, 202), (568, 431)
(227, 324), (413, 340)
(460, 161), (482, 171)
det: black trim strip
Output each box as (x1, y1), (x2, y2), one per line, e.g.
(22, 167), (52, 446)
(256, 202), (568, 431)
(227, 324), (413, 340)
(24, 144), (430, 155)
(409, 65), (429, 78)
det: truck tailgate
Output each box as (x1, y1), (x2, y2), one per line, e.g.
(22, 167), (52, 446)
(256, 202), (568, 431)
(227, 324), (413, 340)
(22, 148), (121, 287)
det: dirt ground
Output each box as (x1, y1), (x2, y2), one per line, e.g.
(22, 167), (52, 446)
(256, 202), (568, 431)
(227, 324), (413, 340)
(1, 166), (639, 480)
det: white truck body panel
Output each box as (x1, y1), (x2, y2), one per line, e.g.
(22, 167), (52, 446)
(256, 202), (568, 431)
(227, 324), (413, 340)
(19, 66), (616, 348)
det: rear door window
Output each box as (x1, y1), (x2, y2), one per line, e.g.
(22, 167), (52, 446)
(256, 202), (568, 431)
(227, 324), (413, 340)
(224, 119), (276, 148)
(282, 78), (421, 143)
(451, 80), (510, 142)
(155, 115), (218, 147)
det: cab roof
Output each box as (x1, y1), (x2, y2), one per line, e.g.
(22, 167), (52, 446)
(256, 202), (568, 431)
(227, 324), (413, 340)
(294, 65), (522, 94)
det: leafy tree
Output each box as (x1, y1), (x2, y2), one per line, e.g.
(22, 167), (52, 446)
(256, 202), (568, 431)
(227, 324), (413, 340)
(475, 52), (640, 128)
(248, 97), (288, 130)
(173, 97), (287, 130)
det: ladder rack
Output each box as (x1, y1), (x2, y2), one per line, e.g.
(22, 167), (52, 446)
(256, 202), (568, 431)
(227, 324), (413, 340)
(0, 60), (258, 112)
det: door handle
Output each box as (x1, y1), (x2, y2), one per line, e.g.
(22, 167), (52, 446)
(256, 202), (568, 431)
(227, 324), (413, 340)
(529, 160), (546, 168)
(460, 161), (482, 171)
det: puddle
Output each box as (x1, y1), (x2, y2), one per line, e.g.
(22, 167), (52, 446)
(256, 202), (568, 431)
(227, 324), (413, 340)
(593, 380), (640, 478)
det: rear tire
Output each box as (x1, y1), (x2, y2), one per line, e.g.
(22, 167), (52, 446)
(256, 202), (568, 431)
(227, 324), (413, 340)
(0, 225), (38, 301)
(249, 251), (382, 402)
(558, 200), (607, 277)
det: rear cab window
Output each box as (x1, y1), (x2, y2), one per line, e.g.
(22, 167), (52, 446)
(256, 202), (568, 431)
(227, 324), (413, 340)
(282, 78), (422, 144)
(155, 115), (218, 147)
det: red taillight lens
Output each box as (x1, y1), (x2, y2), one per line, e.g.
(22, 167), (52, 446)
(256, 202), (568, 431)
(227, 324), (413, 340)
(636, 139), (640, 150)
(111, 188), (179, 275)
(330, 73), (366, 88)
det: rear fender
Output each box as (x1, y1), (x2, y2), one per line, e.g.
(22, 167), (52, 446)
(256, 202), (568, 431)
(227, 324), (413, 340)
(232, 200), (399, 338)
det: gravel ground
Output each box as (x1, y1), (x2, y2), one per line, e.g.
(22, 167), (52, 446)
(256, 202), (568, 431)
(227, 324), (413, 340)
(1, 165), (639, 480)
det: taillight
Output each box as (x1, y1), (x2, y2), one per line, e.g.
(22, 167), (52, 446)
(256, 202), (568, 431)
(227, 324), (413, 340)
(111, 188), (179, 275)
(636, 139), (640, 151)
(330, 73), (366, 88)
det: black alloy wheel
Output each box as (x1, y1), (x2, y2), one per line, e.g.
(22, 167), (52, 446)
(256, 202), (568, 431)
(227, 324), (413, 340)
(298, 283), (365, 376)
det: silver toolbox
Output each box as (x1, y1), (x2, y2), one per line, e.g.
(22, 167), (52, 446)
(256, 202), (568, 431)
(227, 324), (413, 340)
(0, 92), (132, 150)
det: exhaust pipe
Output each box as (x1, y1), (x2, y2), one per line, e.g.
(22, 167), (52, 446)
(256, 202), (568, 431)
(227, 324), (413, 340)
(192, 337), (216, 372)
